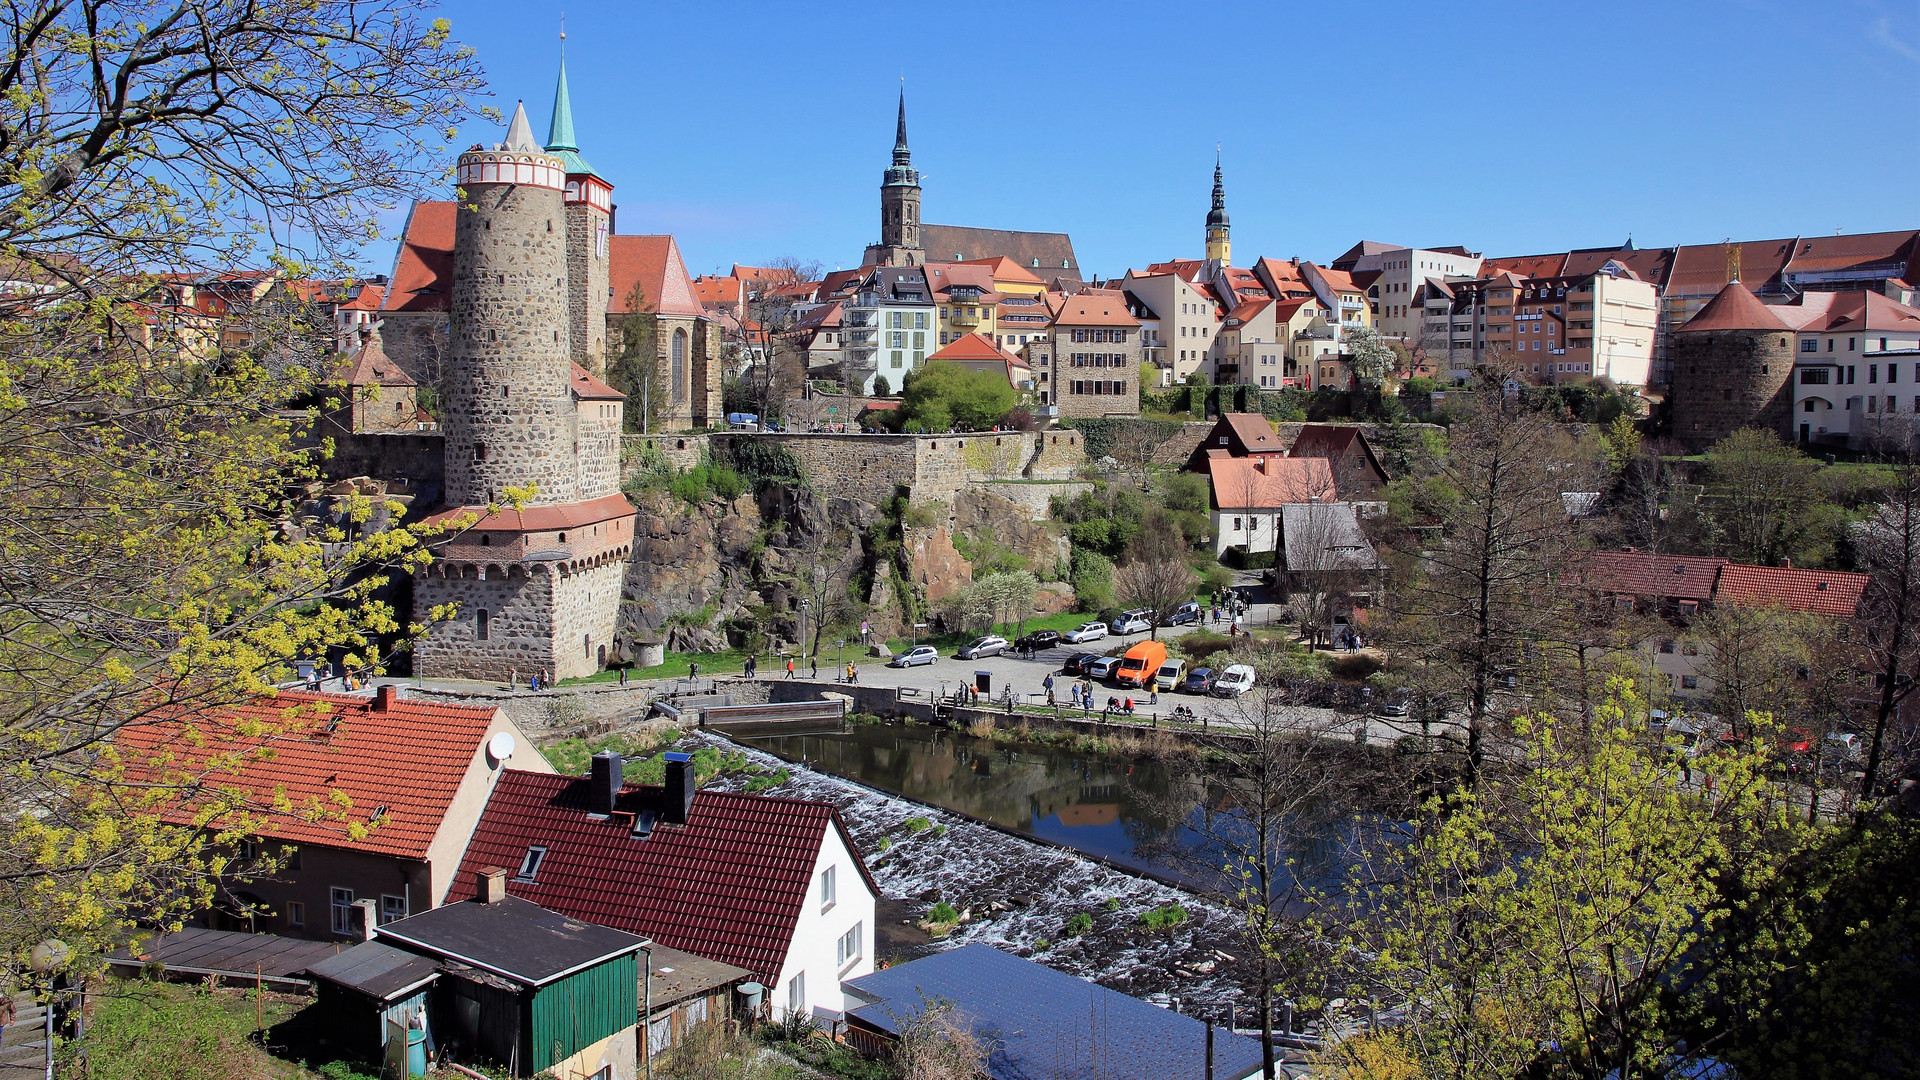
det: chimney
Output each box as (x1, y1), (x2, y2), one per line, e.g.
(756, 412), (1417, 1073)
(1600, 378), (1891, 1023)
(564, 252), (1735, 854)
(590, 751), (623, 817)
(476, 866), (508, 904)
(1781, 557), (1792, 568)
(352, 897), (379, 940)
(664, 752), (696, 825)
(373, 684), (400, 712)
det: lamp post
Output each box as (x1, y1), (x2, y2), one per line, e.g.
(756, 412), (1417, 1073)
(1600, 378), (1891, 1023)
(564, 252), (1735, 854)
(837, 638), (846, 682)
(798, 599), (810, 676)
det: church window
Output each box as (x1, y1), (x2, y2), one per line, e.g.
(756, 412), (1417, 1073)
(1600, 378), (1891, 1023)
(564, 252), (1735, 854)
(671, 330), (687, 402)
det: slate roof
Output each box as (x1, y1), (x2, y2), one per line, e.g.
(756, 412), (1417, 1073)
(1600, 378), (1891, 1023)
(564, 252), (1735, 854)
(1280, 503), (1381, 572)
(382, 201), (456, 313)
(451, 771), (874, 980)
(377, 896), (646, 986)
(1714, 564), (1868, 619)
(306, 940), (442, 1002)
(922, 225), (1080, 283)
(114, 690), (503, 859)
(843, 944), (1265, 1080)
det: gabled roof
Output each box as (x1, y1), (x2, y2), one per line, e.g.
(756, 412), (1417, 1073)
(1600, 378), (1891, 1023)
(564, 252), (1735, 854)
(1209, 456), (1336, 509)
(609, 235), (706, 318)
(1142, 259), (1207, 282)
(692, 276), (745, 309)
(1567, 551), (1729, 602)
(305, 941), (443, 1002)
(1280, 502), (1382, 572)
(1330, 240), (1401, 269)
(1053, 292), (1140, 327)
(337, 283), (385, 312)
(922, 225), (1080, 283)
(1667, 238), (1796, 295)
(843, 944), (1266, 1080)
(336, 333), (414, 387)
(794, 301), (843, 332)
(378, 896), (646, 987)
(451, 770), (875, 980)
(1227, 297), (1273, 323)
(924, 262), (1004, 304)
(1714, 564), (1868, 618)
(929, 331), (1022, 365)
(1484, 253), (1567, 279)
(1794, 290), (1920, 334)
(382, 201), (457, 313)
(955, 256), (1047, 286)
(571, 362), (623, 401)
(1680, 281), (1793, 332)
(1289, 424), (1390, 482)
(115, 690), (506, 859)
(1782, 230), (1920, 277)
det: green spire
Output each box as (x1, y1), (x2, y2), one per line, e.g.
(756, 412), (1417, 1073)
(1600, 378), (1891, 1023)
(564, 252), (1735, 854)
(543, 48), (601, 179)
(546, 54), (578, 152)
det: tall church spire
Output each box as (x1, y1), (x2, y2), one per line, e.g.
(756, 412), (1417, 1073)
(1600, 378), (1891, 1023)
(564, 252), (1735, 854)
(866, 83), (924, 268)
(547, 50), (577, 152)
(1206, 149), (1231, 264)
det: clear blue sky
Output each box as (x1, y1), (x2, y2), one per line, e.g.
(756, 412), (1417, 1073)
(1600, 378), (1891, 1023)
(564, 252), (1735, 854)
(406, 0), (1920, 280)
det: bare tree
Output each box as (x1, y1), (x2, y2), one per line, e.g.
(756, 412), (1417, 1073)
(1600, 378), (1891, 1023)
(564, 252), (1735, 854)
(1854, 460), (1920, 809)
(892, 999), (989, 1080)
(1112, 420), (1178, 489)
(730, 257), (823, 426)
(1114, 511), (1198, 639)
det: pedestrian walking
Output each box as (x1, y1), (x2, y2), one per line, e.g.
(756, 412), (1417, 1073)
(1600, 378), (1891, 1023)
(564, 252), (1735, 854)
(544, 668), (553, 691)
(510, 667), (518, 692)
(618, 667), (628, 687)
(786, 658), (796, 679)
(811, 658), (819, 679)
(847, 662), (858, 684)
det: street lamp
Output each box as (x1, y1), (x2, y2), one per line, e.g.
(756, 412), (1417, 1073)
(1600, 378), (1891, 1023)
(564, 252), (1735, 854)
(836, 638), (846, 681)
(798, 599), (810, 674)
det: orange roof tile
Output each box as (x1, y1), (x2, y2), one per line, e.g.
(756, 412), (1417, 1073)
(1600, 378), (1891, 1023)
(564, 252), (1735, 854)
(117, 690), (505, 859)
(1680, 281), (1792, 332)
(335, 333), (413, 387)
(571, 362), (623, 401)
(609, 235), (706, 318)
(1053, 292), (1141, 328)
(693, 276), (745, 308)
(423, 492), (637, 533)
(1715, 564), (1868, 618)
(337, 283), (385, 311)
(955, 256), (1046, 286)
(382, 201), (456, 313)
(1209, 456), (1337, 509)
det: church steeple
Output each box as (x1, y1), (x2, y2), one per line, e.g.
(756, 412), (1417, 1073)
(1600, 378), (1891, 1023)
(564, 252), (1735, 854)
(866, 83), (924, 267)
(1205, 150), (1231, 264)
(544, 40), (600, 178)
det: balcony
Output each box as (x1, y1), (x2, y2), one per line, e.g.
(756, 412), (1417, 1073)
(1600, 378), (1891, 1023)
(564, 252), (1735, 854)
(950, 310), (980, 328)
(1340, 297), (1365, 310)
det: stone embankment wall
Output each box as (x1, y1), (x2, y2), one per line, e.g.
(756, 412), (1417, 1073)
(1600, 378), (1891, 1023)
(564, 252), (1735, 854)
(679, 431), (1090, 508)
(621, 433), (710, 476)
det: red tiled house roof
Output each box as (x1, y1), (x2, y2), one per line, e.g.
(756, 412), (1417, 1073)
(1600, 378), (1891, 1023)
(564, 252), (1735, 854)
(1568, 551), (1729, 602)
(1209, 455), (1336, 509)
(451, 771), (875, 980)
(1714, 564), (1869, 619)
(609, 235), (706, 318)
(382, 201), (456, 313)
(1679, 281), (1793, 332)
(335, 333), (414, 387)
(115, 691), (506, 859)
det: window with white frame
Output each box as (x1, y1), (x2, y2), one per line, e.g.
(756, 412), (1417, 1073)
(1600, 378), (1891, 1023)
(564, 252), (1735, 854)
(787, 972), (806, 1015)
(820, 865), (837, 911)
(330, 887), (355, 934)
(381, 894), (408, 924)
(837, 922), (863, 966)
(516, 844), (548, 882)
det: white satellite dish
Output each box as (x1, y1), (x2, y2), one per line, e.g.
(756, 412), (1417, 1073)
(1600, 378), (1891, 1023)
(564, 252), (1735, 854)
(487, 731), (516, 763)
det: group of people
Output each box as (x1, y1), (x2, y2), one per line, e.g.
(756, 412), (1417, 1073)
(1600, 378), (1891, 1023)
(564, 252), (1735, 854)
(1040, 673), (1149, 718)
(507, 668), (555, 692)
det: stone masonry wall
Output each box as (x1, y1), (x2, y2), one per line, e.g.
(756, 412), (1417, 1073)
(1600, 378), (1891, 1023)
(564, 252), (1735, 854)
(576, 399), (624, 500)
(318, 433), (446, 497)
(550, 560), (626, 680)
(442, 173), (580, 506)
(564, 201), (611, 374)
(1670, 329), (1796, 451)
(413, 570), (559, 682)
(621, 434), (710, 481)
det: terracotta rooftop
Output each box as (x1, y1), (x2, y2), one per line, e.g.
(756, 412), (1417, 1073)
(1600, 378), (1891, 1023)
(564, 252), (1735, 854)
(954, 256), (1047, 286)
(571, 362), (623, 401)
(1053, 292), (1141, 327)
(116, 690), (505, 859)
(929, 332), (1022, 365)
(422, 492), (636, 534)
(693, 276), (745, 309)
(451, 770), (875, 980)
(1208, 455), (1336, 509)
(1568, 550), (1729, 602)
(1715, 564), (1868, 618)
(1679, 281), (1793, 333)
(337, 283), (385, 312)
(1795, 290), (1920, 334)
(382, 201), (456, 313)
(335, 333), (414, 387)
(609, 235), (706, 318)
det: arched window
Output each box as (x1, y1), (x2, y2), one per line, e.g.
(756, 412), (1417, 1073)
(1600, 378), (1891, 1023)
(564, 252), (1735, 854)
(671, 329), (688, 402)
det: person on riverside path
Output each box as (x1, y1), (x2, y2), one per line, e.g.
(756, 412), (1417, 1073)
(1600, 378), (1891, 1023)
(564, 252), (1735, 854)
(786, 658), (795, 679)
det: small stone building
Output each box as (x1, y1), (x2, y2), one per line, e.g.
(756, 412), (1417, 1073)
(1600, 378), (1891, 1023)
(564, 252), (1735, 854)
(1668, 281), (1797, 451)
(328, 330), (422, 435)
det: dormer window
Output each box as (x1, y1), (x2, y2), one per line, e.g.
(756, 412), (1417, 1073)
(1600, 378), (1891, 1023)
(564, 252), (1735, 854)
(515, 845), (548, 882)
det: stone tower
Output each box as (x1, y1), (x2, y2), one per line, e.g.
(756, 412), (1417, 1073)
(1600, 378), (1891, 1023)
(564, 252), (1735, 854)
(414, 99), (635, 683)
(1205, 154), (1231, 264)
(546, 51), (613, 375)
(1668, 280), (1796, 451)
(863, 88), (924, 268)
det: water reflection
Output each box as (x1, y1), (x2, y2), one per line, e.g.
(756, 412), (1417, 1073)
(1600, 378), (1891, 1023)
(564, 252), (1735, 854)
(744, 724), (1368, 894)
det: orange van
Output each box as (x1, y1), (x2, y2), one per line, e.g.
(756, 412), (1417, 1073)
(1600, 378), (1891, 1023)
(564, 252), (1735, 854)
(1115, 640), (1169, 688)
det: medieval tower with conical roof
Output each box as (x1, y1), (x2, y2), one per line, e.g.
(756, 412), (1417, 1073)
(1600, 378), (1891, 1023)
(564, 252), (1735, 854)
(1205, 154), (1231, 264)
(864, 88), (924, 267)
(411, 69), (635, 683)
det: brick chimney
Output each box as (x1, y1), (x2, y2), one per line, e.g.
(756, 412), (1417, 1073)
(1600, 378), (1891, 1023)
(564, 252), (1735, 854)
(1781, 557), (1792, 568)
(476, 866), (509, 904)
(664, 752), (696, 825)
(373, 684), (401, 712)
(590, 750), (623, 817)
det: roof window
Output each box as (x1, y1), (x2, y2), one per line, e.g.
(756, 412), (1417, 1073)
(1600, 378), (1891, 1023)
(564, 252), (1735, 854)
(515, 844), (548, 882)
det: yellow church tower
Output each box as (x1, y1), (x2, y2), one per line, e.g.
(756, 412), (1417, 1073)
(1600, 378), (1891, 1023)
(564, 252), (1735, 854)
(1205, 153), (1231, 264)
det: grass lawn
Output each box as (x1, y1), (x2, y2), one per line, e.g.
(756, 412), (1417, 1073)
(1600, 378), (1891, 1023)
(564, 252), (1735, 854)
(67, 979), (362, 1080)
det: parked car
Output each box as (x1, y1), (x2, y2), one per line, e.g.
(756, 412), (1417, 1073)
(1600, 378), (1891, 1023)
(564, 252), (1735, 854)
(1211, 664), (1257, 697)
(957, 635), (1009, 660)
(1163, 602), (1202, 627)
(1183, 667), (1215, 695)
(1086, 656), (1121, 681)
(1063, 622), (1109, 644)
(1110, 609), (1152, 635)
(1375, 691), (1412, 717)
(1016, 629), (1062, 651)
(1155, 659), (1188, 692)
(1062, 652), (1102, 676)
(890, 645), (938, 668)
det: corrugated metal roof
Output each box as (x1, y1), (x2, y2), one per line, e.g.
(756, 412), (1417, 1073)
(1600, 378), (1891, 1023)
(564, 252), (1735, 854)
(306, 941), (442, 1001)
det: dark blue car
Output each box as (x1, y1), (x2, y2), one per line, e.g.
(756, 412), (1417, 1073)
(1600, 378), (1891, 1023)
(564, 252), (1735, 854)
(1183, 667), (1215, 694)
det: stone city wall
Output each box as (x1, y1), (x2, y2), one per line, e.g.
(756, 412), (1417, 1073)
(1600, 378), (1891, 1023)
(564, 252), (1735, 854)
(972, 480), (1091, 520)
(413, 570), (561, 683)
(316, 432), (447, 494)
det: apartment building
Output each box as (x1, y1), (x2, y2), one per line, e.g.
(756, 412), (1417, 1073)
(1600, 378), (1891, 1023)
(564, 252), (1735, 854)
(1334, 243), (1484, 343)
(927, 262), (1001, 347)
(1416, 262), (1657, 386)
(842, 266), (935, 394)
(1120, 269), (1223, 382)
(1047, 291), (1142, 418)
(1788, 291), (1920, 447)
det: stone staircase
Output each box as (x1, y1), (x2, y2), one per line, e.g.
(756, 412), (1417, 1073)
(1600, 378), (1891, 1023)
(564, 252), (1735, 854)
(0, 993), (50, 1078)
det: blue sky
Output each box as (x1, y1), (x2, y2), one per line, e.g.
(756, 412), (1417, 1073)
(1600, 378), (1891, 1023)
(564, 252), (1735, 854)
(402, 0), (1920, 280)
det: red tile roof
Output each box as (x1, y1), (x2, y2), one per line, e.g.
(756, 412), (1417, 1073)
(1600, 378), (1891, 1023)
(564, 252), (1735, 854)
(1781, 230), (1920, 276)
(929, 332), (1020, 364)
(1053, 292), (1141, 328)
(338, 283), (385, 311)
(382, 201), (456, 313)
(1483, 253), (1566, 279)
(116, 691), (504, 859)
(1795, 290), (1920, 334)
(335, 333), (414, 387)
(451, 770), (874, 980)
(693, 276), (745, 310)
(609, 235), (706, 318)
(1714, 564), (1869, 618)
(1209, 455), (1336, 509)
(1679, 281), (1792, 333)
(1568, 551), (1729, 602)
(1667, 238), (1796, 295)
(571, 362), (624, 401)
(955, 256), (1046, 286)
(422, 492), (636, 533)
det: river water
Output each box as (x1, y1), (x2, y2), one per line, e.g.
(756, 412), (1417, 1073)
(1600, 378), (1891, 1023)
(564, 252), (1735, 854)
(742, 722), (1367, 897)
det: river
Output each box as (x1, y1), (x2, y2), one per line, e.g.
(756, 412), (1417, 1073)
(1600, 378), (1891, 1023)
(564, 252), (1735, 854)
(741, 722), (1369, 897)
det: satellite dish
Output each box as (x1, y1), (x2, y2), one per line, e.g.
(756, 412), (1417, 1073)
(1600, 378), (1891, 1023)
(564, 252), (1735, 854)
(488, 731), (516, 763)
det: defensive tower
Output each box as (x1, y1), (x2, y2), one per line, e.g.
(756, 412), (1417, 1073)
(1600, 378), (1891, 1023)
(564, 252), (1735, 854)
(547, 43), (613, 374)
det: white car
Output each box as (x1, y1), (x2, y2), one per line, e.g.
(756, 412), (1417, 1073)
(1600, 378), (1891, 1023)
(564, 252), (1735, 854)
(1211, 664), (1257, 697)
(1063, 622), (1109, 644)
(1110, 614), (1151, 635)
(957, 635), (1009, 660)
(889, 645), (938, 668)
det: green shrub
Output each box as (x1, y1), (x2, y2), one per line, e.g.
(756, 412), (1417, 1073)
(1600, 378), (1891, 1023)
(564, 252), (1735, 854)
(1064, 912), (1093, 937)
(1032, 937), (1050, 951)
(929, 901), (958, 922)
(1178, 630), (1235, 663)
(1069, 548), (1114, 613)
(1104, 896), (1121, 911)
(905, 816), (932, 834)
(1138, 903), (1189, 931)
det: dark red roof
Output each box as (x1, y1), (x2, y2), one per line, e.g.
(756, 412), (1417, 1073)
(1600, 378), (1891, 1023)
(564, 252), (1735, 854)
(1715, 564), (1868, 618)
(1679, 281), (1792, 333)
(452, 771), (874, 980)
(383, 201), (456, 313)
(1569, 551), (1729, 602)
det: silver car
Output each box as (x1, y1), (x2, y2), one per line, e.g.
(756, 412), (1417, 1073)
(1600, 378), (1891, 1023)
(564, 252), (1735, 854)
(957, 635), (1009, 660)
(1063, 622), (1109, 644)
(889, 645), (938, 668)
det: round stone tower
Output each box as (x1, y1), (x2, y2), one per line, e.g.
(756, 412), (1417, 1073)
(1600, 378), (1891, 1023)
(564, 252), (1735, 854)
(1669, 280), (1796, 451)
(443, 101), (580, 507)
